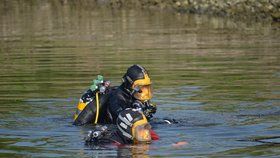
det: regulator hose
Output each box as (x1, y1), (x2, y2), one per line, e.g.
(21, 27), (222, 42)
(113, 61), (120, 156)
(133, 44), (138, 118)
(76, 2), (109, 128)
(94, 92), (100, 124)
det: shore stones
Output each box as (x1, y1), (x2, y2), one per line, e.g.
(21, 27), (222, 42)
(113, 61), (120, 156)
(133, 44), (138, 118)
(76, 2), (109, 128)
(107, 0), (280, 22)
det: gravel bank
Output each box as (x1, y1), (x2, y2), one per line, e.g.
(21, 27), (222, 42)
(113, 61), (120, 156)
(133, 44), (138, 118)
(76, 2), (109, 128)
(106, 0), (280, 22)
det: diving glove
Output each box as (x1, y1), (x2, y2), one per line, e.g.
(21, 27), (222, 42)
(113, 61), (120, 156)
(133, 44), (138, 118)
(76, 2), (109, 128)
(132, 100), (157, 120)
(144, 103), (157, 120)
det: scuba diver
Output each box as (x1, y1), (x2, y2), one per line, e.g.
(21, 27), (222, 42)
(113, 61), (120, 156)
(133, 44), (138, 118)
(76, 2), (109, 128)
(85, 108), (157, 145)
(73, 64), (157, 125)
(107, 64), (156, 123)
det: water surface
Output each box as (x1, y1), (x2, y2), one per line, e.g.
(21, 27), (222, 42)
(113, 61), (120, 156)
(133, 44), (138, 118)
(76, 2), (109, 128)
(0, 1), (279, 157)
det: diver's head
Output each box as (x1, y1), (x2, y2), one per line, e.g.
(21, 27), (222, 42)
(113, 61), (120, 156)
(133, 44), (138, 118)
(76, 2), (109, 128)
(122, 65), (153, 101)
(117, 108), (152, 144)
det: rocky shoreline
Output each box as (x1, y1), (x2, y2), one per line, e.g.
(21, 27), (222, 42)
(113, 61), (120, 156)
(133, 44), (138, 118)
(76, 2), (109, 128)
(105, 0), (280, 22)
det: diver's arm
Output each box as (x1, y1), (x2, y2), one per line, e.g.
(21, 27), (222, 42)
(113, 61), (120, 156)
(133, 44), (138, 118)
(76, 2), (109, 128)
(132, 100), (157, 120)
(146, 101), (157, 116)
(108, 94), (128, 123)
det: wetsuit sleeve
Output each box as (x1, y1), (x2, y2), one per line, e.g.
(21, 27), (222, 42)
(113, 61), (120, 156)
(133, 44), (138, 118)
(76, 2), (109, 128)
(108, 92), (128, 123)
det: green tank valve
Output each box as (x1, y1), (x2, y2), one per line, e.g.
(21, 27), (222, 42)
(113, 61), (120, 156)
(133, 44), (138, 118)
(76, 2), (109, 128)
(97, 75), (104, 82)
(90, 75), (104, 91)
(90, 80), (98, 91)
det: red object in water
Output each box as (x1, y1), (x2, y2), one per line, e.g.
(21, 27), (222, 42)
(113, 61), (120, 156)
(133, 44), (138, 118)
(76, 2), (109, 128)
(150, 129), (159, 140)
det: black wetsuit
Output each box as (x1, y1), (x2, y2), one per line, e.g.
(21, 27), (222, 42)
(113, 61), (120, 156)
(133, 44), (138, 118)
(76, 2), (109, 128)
(74, 84), (156, 125)
(107, 84), (156, 123)
(107, 84), (134, 123)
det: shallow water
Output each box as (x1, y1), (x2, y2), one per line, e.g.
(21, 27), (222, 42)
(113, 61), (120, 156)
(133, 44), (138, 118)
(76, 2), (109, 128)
(0, 1), (279, 157)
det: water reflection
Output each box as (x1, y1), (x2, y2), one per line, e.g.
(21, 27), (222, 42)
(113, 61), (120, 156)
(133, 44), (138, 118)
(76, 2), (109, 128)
(209, 143), (280, 157)
(0, 0), (279, 157)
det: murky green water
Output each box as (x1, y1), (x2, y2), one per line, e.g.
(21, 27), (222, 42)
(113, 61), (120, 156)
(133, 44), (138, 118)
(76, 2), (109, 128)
(0, 1), (279, 157)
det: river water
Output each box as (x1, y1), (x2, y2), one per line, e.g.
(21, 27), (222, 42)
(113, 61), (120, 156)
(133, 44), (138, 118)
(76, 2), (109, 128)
(0, 1), (279, 157)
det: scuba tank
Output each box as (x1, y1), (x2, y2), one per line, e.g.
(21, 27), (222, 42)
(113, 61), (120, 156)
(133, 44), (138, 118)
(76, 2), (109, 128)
(73, 75), (113, 126)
